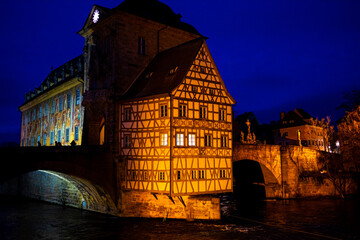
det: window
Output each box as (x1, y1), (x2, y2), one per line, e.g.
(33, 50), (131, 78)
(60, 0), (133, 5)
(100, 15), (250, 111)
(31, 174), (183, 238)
(138, 36), (146, 55)
(204, 134), (212, 147)
(65, 128), (70, 142)
(45, 103), (49, 116)
(74, 126), (79, 141)
(124, 108), (131, 121)
(219, 109), (226, 121)
(191, 170), (197, 179)
(220, 169), (226, 178)
(50, 131), (54, 145)
(37, 135), (40, 145)
(159, 171), (165, 181)
(57, 130), (61, 143)
(191, 86), (198, 92)
(28, 112), (31, 123)
(143, 171), (148, 180)
(39, 106), (42, 119)
(33, 109), (36, 121)
(169, 66), (178, 75)
(31, 137), (35, 146)
(198, 170), (205, 179)
(52, 100), (55, 114)
(188, 134), (196, 146)
(176, 133), (184, 146)
(200, 106), (206, 119)
(160, 133), (168, 146)
(67, 94), (71, 109)
(131, 171), (136, 180)
(209, 89), (214, 95)
(76, 89), (81, 105)
(43, 134), (47, 145)
(124, 134), (131, 147)
(177, 171), (181, 180)
(221, 136), (228, 148)
(160, 104), (168, 117)
(284, 132), (288, 137)
(200, 66), (206, 73)
(179, 104), (186, 117)
(59, 97), (63, 111)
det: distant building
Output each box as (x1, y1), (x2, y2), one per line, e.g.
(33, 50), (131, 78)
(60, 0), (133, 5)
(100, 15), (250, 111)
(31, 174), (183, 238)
(19, 57), (84, 147)
(19, 0), (235, 197)
(273, 108), (327, 151)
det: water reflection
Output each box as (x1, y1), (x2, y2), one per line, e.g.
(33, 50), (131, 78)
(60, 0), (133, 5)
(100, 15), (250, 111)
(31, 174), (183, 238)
(1, 195), (359, 239)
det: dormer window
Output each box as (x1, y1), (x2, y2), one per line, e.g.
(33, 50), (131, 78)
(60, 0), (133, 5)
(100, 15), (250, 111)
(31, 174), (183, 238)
(169, 66), (178, 75)
(138, 37), (146, 55)
(145, 72), (153, 79)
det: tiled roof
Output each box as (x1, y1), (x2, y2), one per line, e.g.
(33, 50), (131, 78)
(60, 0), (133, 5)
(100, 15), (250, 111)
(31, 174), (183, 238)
(22, 55), (84, 104)
(121, 38), (205, 100)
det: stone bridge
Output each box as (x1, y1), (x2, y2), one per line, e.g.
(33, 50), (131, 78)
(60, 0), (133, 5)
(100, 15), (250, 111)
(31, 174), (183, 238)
(232, 143), (329, 198)
(0, 146), (119, 215)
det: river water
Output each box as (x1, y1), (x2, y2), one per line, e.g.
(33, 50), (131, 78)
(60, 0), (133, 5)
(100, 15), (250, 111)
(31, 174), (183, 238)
(0, 194), (359, 240)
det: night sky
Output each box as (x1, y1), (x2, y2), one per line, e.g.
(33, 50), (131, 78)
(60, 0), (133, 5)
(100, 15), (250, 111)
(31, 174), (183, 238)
(1, 0), (359, 145)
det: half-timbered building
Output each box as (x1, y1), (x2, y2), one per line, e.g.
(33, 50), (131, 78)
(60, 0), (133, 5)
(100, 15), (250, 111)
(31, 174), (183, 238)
(120, 38), (235, 196)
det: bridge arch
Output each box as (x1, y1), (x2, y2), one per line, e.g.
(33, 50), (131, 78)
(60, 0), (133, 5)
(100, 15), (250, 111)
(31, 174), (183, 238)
(0, 170), (118, 215)
(233, 144), (284, 199)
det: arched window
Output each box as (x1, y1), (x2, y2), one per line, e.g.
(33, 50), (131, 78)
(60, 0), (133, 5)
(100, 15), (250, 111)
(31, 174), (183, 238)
(100, 117), (105, 145)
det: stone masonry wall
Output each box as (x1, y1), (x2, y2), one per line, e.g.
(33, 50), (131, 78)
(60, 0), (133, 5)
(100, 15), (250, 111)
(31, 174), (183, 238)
(119, 191), (221, 220)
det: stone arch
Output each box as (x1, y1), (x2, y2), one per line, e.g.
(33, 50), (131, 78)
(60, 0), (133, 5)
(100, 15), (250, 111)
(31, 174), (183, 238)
(0, 170), (118, 215)
(233, 159), (283, 199)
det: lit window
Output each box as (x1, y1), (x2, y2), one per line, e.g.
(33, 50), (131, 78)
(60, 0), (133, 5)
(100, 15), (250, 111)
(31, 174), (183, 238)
(176, 133), (184, 146)
(221, 136), (228, 148)
(198, 170), (205, 179)
(124, 134), (131, 147)
(188, 134), (196, 146)
(65, 128), (70, 142)
(169, 66), (178, 75)
(159, 171), (165, 181)
(160, 133), (168, 146)
(220, 169), (226, 178)
(76, 89), (81, 105)
(160, 105), (168, 117)
(138, 36), (146, 55)
(204, 134), (212, 147)
(179, 104), (186, 117)
(124, 108), (131, 121)
(200, 106), (206, 119)
(74, 126), (79, 141)
(219, 109), (226, 121)
(191, 170), (197, 179)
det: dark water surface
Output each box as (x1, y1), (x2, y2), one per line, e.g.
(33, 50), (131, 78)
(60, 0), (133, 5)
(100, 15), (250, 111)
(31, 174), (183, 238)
(1, 194), (359, 240)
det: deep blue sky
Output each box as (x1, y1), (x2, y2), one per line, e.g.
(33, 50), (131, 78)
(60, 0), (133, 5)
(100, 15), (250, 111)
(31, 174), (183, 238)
(1, 0), (360, 144)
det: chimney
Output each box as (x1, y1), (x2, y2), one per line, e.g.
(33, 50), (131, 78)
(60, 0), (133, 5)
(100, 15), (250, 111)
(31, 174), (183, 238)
(280, 112), (285, 120)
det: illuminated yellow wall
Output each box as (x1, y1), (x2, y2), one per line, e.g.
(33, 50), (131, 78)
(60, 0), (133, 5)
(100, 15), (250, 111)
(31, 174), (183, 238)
(20, 80), (84, 147)
(121, 96), (171, 193)
(120, 42), (235, 196)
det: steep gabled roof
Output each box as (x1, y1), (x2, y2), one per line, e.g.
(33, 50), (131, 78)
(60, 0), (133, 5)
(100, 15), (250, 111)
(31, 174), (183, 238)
(122, 38), (205, 100)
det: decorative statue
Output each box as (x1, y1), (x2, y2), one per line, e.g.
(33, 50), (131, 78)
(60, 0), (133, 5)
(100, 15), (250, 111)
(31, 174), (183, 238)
(297, 129), (302, 146)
